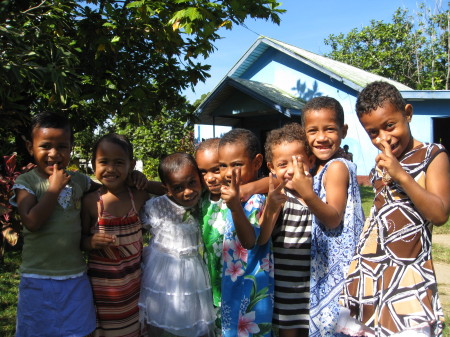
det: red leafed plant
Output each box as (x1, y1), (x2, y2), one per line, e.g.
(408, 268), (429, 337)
(0, 153), (34, 259)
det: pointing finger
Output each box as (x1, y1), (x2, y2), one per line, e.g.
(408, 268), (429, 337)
(376, 138), (392, 156)
(274, 179), (288, 194)
(269, 173), (275, 193)
(235, 167), (241, 186)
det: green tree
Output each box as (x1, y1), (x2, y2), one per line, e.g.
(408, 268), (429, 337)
(0, 0), (285, 161)
(111, 103), (197, 179)
(324, 5), (449, 90)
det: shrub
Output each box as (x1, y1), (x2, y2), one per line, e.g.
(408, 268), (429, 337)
(0, 154), (34, 259)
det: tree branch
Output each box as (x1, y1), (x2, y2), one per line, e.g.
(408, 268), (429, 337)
(21, 0), (47, 14)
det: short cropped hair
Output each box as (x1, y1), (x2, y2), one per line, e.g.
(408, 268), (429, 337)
(356, 81), (406, 117)
(158, 152), (199, 185)
(91, 133), (134, 168)
(264, 123), (309, 163)
(196, 138), (220, 154)
(219, 128), (260, 159)
(30, 112), (73, 143)
(301, 96), (345, 127)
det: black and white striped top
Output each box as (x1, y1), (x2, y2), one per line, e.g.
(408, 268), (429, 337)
(272, 188), (312, 329)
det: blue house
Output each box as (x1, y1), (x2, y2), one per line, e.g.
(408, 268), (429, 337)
(195, 36), (450, 176)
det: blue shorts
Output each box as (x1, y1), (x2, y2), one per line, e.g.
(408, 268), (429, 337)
(16, 274), (96, 337)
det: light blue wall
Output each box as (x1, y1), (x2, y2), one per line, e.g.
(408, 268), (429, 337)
(239, 49), (377, 175)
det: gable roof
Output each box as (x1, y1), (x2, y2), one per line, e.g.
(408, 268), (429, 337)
(228, 36), (413, 92)
(196, 76), (304, 125)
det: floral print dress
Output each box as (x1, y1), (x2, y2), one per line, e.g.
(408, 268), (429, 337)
(220, 194), (275, 337)
(309, 158), (365, 337)
(200, 194), (228, 308)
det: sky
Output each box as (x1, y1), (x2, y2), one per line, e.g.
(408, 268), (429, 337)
(184, 0), (446, 104)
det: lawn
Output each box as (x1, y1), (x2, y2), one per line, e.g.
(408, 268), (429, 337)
(0, 186), (449, 337)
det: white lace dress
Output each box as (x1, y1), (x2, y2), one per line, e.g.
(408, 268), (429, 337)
(139, 195), (215, 336)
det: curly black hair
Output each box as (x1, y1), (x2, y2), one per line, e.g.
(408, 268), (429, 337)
(356, 81), (406, 117)
(264, 123), (310, 163)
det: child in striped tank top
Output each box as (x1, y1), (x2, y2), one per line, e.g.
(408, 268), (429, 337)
(82, 133), (152, 337)
(259, 123), (314, 337)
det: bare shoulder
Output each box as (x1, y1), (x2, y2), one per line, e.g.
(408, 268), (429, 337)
(325, 160), (350, 182)
(427, 151), (450, 184)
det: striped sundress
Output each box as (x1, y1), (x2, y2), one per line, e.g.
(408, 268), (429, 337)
(88, 188), (143, 337)
(272, 188), (312, 332)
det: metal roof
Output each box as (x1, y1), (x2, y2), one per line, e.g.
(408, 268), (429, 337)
(228, 36), (413, 92)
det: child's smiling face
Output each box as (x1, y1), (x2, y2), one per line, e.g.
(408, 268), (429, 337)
(304, 108), (347, 162)
(165, 164), (203, 208)
(218, 142), (262, 186)
(195, 148), (221, 198)
(267, 140), (311, 192)
(359, 102), (414, 159)
(94, 140), (134, 192)
(27, 127), (72, 177)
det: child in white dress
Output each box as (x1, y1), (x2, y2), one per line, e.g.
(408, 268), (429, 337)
(139, 153), (215, 337)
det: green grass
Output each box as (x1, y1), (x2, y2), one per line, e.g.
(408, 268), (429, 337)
(0, 250), (20, 337)
(359, 185), (374, 216)
(433, 244), (450, 265)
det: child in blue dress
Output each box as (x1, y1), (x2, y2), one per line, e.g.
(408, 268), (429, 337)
(218, 128), (274, 337)
(292, 97), (365, 336)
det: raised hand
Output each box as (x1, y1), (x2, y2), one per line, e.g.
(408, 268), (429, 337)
(129, 170), (148, 190)
(266, 173), (288, 213)
(221, 167), (241, 211)
(375, 138), (406, 184)
(291, 156), (313, 199)
(90, 233), (117, 249)
(48, 164), (71, 192)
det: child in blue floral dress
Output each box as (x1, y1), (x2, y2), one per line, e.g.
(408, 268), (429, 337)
(218, 128), (274, 337)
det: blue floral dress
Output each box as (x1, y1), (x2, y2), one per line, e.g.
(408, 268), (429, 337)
(309, 158), (365, 337)
(221, 194), (275, 337)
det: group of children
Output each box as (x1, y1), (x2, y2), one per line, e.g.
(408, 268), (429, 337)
(11, 81), (449, 337)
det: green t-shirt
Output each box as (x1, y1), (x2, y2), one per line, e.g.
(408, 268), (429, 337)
(12, 169), (90, 276)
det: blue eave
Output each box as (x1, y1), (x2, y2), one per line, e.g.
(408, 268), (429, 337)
(401, 90), (450, 101)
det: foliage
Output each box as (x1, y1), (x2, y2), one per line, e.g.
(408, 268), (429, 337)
(102, 103), (196, 178)
(324, 5), (449, 90)
(0, 0), (285, 163)
(0, 155), (34, 259)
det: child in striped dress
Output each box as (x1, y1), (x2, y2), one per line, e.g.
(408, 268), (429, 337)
(259, 123), (314, 337)
(82, 134), (151, 337)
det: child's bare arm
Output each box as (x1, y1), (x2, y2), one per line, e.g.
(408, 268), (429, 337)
(377, 139), (450, 225)
(258, 174), (287, 245)
(17, 165), (70, 232)
(292, 157), (348, 229)
(145, 181), (166, 196)
(240, 177), (270, 202)
(221, 168), (256, 249)
(81, 192), (116, 250)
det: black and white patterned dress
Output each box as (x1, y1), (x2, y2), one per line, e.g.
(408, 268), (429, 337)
(338, 143), (446, 337)
(272, 188), (312, 331)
